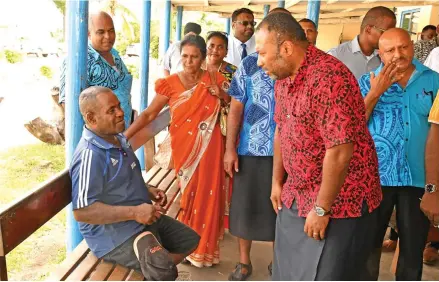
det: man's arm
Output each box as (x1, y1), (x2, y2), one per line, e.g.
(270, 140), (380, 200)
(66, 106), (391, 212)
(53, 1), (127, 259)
(272, 126), (285, 187)
(315, 143), (353, 210)
(421, 122), (439, 224)
(74, 202), (161, 225)
(362, 62), (399, 120)
(270, 126), (286, 213)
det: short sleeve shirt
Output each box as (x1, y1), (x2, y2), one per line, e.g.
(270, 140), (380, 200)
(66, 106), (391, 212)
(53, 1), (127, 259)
(327, 36), (381, 79)
(163, 41), (183, 74)
(59, 44), (133, 128)
(228, 53), (276, 156)
(275, 45), (381, 219)
(70, 127), (151, 258)
(358, 60), (439, 188)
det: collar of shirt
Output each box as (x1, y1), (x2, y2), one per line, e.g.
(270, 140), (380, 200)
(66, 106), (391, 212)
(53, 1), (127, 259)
(88, 43), (119, 61)
(351, 35), (379, 57)
(374, 59), (431, 87)
(231, 34), (254, 48)
(82, 127), (130, 150)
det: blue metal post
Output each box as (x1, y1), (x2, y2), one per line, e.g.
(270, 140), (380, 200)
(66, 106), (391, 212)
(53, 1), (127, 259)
(65, 0), (88, 253)
(264, 5), (271, 17)
(161, 0), (172, 57)
(277, 0), (285, 8)
(136, 0), (152, 170)
(307, 0), (321, 28)
(225, 18), (231, 34)
(176, 6), (183, 41)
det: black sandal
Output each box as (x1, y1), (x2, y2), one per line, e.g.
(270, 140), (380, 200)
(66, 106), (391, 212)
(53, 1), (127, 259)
(268, 261), (272, 276)
(228, 262), (253, 281)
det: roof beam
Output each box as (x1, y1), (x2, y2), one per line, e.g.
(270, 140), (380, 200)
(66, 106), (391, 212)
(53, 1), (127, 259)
(204, 0), (210, 6)
(244, 0), (252, 5)
(286, 0), (301, 8)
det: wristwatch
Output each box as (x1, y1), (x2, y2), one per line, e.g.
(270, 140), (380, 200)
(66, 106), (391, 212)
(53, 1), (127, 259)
(314, 205), (331, 217)
(425, 183), (437, 193)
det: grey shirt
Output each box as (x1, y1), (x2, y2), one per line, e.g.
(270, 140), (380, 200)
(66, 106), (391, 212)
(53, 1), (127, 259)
(327, 36), (380, 79)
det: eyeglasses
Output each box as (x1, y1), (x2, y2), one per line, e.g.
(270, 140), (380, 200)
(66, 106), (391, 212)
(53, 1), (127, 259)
(234, 21), (257, 27)
(373, 26), (387, 33)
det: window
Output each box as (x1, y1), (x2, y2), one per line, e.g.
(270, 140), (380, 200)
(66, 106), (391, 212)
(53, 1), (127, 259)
(400, 9), (421, 41)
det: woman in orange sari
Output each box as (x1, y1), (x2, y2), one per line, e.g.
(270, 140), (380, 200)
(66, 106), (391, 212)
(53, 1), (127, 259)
(125, 35), (230, 268)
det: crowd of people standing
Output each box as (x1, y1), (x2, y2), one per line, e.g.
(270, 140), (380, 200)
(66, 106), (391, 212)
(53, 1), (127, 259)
(63, 5), (439, 281)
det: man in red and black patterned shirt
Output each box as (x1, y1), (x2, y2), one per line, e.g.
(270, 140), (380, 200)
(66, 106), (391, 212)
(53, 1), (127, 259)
(255, 13), (382, 280)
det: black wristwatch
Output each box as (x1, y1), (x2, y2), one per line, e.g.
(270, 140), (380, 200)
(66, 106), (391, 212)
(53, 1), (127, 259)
(425, 183), (437, 193)
(314, 205), (331, 216)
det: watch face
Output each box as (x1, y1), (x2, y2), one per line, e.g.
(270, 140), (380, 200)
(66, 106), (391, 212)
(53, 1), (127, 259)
(426, 184), (437, 193)
(315, 207), (325, 216)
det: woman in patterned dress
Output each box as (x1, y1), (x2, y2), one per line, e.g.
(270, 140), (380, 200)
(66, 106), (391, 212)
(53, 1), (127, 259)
(125, 35), (230, 268)
(204, 31), (237, 227)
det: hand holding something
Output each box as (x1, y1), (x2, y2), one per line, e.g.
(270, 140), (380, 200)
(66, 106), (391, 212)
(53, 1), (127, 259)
(148, 187), (168, 207)
(270, 182), (283, 214)
(134, 203), (164, 225)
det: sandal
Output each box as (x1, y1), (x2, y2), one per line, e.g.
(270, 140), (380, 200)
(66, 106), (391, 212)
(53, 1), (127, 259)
(268, 261), (272, 276)
(228, 262), (253, 281)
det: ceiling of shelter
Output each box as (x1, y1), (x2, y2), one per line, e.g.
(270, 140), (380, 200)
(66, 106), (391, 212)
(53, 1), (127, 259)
(170, 0), (439, 24)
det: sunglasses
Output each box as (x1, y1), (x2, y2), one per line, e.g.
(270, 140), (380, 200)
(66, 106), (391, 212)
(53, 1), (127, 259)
(372, 26), (387, 33)
(234, 21), (257, 27)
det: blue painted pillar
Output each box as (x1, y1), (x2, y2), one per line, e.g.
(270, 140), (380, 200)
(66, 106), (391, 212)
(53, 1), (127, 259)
(160, 0), (172, 57)
(65, 0), (88, 253)
(225, 18), (231, 34)
(264, 5), (271, 17)
(136, 0), (152, 170)
(176, 6), (183, 41)
(277, 0), (285, 8)
(307, 0), (321, 28)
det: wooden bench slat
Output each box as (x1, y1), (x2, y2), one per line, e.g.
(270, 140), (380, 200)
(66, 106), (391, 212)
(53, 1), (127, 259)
(107, 265), (130, 281)
(158, 170), (176, 192)
(65, 253), (99, 281)
(164, 180), (180, 212)
(142, 166), (161, 185)
(87, 261), (114, 281)
(46, 240), (90, 281)
(125, 269), (144, 281)
(148, 168), (171, 188)
(167, 192), (181, 219)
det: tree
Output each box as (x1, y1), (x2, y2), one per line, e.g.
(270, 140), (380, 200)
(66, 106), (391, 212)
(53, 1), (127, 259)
(101, 0), (139, 42)
(52, 0), (66, 41)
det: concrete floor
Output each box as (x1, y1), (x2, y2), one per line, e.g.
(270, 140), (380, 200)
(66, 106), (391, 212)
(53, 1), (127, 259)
(177, 232), (439, 281)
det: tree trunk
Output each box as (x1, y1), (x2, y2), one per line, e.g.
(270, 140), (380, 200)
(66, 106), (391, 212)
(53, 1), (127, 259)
(24, 117), (64, 145)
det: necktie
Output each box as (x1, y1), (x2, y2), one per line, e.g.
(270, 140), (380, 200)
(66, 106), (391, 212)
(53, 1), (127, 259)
(241, 43), (247, 60)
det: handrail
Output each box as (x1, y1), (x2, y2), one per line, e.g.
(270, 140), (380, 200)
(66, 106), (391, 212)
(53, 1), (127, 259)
(130, 108), (171, 151)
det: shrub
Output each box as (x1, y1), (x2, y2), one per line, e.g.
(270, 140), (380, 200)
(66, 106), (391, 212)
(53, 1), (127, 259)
(126, 64), (139, 79)
(150, 36), (159, 59)
(4, 50), (23, 64)
(40, 66), (53, 79)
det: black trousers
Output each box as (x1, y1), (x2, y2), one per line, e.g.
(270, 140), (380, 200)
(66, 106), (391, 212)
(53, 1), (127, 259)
(366, 186), (430, 281)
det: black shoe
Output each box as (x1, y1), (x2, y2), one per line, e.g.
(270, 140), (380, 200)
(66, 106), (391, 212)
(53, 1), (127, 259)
(228, 262), (253, 281)
(134, 232), (178, 281)
(268, 262), (272, 276)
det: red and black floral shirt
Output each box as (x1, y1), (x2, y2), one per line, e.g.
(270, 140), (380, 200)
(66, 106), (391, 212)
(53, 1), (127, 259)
(274, 45), (381, 219)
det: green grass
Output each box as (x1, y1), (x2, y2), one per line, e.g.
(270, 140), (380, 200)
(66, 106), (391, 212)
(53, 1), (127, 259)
(0, 143), (67, 281)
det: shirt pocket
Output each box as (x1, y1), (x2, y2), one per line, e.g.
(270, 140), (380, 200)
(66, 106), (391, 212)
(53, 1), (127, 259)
(411, 87), (434, 117)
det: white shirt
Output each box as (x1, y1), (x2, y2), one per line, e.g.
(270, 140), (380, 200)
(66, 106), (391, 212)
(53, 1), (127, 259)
(224, 34), (256, 67)
(327, 35), (381, 79)
(163, 41), (183, 74)
(424, 47), (439, 73)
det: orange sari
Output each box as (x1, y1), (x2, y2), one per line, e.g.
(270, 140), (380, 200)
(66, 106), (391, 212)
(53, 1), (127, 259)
(155, 71), (226, 267)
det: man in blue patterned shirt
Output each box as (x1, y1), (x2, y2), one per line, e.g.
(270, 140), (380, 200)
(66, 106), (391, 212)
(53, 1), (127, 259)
(225, 51), (277, 281)
(59, 11), (133, 128)
(359, 28), (439, 281)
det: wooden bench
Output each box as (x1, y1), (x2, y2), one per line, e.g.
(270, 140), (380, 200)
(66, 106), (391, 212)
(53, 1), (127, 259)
(0, 110), (181, 281)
